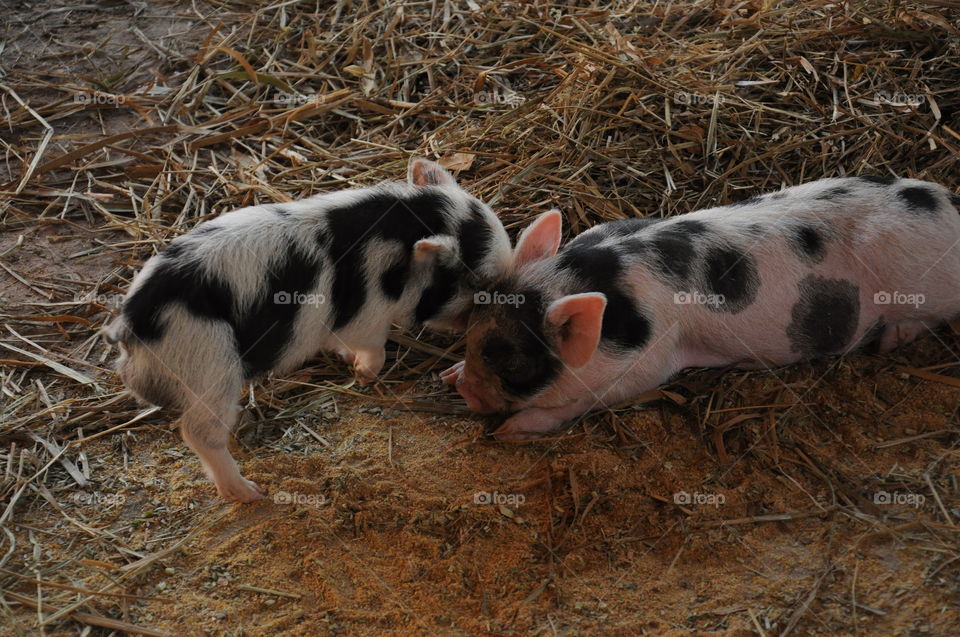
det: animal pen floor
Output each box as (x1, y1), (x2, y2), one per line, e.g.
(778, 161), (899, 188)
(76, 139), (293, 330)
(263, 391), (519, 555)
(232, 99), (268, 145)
(1, 1), (959, 635)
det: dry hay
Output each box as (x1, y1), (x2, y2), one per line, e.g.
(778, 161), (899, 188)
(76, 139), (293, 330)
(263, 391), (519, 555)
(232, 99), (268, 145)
(1, 0), (960, 635)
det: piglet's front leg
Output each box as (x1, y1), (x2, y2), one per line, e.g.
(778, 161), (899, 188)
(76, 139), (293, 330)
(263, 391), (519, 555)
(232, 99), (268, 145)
(335, 345), (386, 385)
(492, 397), (597, 441)
(439, 360), (465, 385)
(352, 346), (386, 385)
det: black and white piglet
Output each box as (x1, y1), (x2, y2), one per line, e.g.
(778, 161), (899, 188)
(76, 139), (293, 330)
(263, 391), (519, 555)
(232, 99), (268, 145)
(443, 176), (960, 440)
(106, 159), (511, 501)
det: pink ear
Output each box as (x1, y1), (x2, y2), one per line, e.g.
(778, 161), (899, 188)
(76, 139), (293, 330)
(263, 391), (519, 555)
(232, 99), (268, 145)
(514, 209), (562, 268)
(413, 235), (454, 261)
(545, 293), (606, 368)
(408, 158), (457, 187)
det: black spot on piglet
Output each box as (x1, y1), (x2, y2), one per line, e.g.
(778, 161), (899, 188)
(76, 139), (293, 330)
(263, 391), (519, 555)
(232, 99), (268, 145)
(651, 230), (695, 281)
(671, 219), (710, 235)
(414, 263), (460, 324)
(791, 226), (826, 264)
(122, 259), (234, 342)
(557, 244), (652, 350)
(380, 258), (409, 300)
(816, 186), (850, 201)
(646, 220), (710, 283)
(786, 275), (860, 358)
(898, 186), (939, 214)
(458, 202), (493, 273)
(235, 244), (323, 377)
(161, 241), (188, 260)
(701, 245), (760, 313)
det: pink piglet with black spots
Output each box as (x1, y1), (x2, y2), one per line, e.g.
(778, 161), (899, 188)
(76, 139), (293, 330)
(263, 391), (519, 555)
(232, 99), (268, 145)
(443, 176), (960, 440)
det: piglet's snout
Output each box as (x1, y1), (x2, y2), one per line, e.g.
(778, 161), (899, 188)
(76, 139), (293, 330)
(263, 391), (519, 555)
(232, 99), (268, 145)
(455, 374), (500, 413)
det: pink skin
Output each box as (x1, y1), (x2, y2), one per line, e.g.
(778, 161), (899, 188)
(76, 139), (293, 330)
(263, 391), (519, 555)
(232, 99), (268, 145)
(446, 181), (960, 441)
(443, 332), (680, 440)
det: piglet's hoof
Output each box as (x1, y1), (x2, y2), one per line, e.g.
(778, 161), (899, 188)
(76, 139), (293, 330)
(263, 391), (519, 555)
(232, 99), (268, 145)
(440, 360), (465, 385)
(352, 348), (385, 385)
(216, 477), (266, 503)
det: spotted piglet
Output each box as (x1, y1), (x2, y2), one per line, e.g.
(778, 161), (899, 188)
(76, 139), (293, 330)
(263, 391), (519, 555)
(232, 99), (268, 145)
(443, 177), (960, 440)
(106, 159), (511, 501)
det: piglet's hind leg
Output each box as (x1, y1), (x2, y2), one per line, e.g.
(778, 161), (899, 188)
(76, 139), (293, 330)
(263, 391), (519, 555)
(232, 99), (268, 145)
(179, 399), (265, 503)
(877, 319), (928, 354)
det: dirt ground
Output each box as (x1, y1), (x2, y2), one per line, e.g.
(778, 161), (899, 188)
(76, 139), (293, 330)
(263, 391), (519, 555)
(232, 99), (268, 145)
(2, 1), (960, 635)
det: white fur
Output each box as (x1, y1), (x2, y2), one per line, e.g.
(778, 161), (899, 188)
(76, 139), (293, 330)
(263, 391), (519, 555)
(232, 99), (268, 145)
(108, 161), (511, 501)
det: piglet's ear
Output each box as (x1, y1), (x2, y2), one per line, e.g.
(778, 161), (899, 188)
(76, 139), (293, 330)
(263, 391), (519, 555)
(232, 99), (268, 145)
(545, 293), (606, 368)
(514, 209), (562, 269)
(408, 157), (458, 187)
(413, 235), (457, 262)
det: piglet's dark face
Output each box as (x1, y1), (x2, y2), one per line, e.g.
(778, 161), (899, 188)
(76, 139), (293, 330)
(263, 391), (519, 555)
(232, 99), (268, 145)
(456, 289), (562, 413)
(454, 207), (611, 414)
(456, 285), (609, 414)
